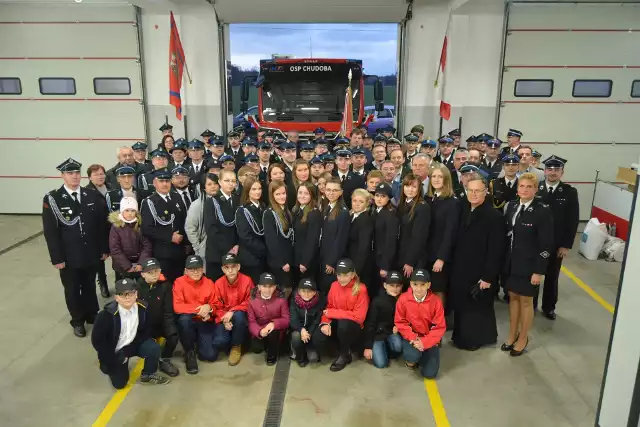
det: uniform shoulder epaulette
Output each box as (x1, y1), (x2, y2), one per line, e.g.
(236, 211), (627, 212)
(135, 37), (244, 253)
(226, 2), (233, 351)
(136, 300), (148, 309)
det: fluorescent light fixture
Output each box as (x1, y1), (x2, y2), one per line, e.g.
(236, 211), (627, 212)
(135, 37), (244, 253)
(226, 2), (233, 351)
(352, 89), (358, 99)
(301, 107), (319, 111)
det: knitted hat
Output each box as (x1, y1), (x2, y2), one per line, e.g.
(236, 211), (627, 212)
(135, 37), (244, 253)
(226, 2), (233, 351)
(120, 197), (138, 213)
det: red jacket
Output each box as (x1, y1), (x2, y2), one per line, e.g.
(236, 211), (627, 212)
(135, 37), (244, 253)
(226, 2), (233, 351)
(320, 279), (370, 328)
(213, 272), (254, 323)
(394, 289), (445, 350)
(173, 275), (216, 319)
(247, 290), (290, 338)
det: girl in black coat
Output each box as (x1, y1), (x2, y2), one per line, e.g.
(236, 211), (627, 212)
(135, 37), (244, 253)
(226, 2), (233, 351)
(372, 182), (399, 296)
(292, 181), (322, 282)
(318, 176), (351, 293)
(426, 164), (461, 307)
(289, 277), (327, 367)
(263, 180), (295, 299)
(235, 177), (267, 285)
(347, 189), (374, 294)
(396, 173), (431, 280)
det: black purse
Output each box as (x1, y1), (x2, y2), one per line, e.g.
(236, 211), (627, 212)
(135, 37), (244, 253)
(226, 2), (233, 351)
(469, 281), (486, 301)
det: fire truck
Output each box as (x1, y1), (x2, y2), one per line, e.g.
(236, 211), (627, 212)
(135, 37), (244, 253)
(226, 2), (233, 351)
(239, 58), (385, 139)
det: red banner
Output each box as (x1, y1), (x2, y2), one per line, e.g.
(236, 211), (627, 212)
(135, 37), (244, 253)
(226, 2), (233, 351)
(169, 11), (185, 120)
(440, 101), (451, 121)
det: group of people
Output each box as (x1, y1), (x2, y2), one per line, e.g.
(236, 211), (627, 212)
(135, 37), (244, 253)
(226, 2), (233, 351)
(41, 121), (579, 389)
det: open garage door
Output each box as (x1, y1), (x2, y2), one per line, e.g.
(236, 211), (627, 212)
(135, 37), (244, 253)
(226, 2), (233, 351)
(498, 2), (640, 220)
(0, 3), (146, 213)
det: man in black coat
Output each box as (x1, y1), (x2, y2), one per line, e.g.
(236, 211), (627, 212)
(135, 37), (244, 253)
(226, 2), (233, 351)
(42, 158), (110, 338)
(332, 149), (366, 209)
(105, 146), (139, 189)
(105, 165), (140, 212)
(140, 169), (188, 283)
(481, 139), (503, 180)
(225, 130), (245, 168)
(138, 149), (170, 200)
(534, 155), (579, 320)
(489, 154), (519, 211)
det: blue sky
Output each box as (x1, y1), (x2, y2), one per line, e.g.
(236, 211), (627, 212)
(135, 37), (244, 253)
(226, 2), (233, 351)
(229, 23), (398, 75)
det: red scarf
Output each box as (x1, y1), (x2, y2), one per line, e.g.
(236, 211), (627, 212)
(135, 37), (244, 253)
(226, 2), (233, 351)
(295, 292), (319, 309)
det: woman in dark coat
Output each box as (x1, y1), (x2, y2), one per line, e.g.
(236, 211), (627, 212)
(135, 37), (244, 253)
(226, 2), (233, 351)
(450, 176), (505, 351)
(235, 177), (267, 285)
(371, 182), (399, 295)
(396, 173), (431, 280)
(347, 189), (374, 293)
(292, 181), (322, 282)
(87, 164), (112, 297)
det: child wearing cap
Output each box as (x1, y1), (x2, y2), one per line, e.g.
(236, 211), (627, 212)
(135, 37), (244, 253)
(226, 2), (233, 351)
(290, 277), (327, 367)
(319, 258), (370, 372)
(364, 271), (404, 368)
(135, 258), (180, 377)
(91, 278), (171, 388)
(173, 255), (217, 374)
(248, 273), (290, 366)
(394, 269), (445, 379)
(108, 197), (152, 280)
(212, 253), (254, 366)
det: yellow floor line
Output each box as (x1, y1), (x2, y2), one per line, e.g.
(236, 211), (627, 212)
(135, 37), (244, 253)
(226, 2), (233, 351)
(424, 378), (451, 427)
(92, 338), (165, 427)
(561, 266), (614, 314)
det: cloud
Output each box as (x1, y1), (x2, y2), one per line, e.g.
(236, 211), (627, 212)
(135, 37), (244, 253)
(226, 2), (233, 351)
(230, 23), (398, 75)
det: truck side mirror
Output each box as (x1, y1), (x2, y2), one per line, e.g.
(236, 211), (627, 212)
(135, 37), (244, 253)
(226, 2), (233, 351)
(374, 80), (384, 102)
(241, 81), (249, 103)
(240, 101), (248, 112)
(375, 101), (384, 112)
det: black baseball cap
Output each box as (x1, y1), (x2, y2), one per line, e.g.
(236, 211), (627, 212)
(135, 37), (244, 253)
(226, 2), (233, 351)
(374, 182), (393, 198)
(141, 258), (162, 273)
(299, 277), (317, 290)
(221, 253), (239, 265)
(115, 278), (137, 294)
(185, 255), (204, 269)
(385, 271), (403, 285)
(258, 272), (277, 286)
(410, 269), (431, 283)
(336, 258), (355, 274)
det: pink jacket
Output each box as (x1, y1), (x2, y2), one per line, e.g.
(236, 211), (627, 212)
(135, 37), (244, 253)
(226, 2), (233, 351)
(247, 289), (290, 338)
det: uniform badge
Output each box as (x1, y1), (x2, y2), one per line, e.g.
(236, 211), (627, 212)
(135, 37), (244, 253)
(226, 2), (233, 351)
(68, 210), (73, 215)
(558, 187), (563, 192)
(527, 207), (533, 212)
(540, 251), (550, 259)
(62, 194), (68, 199)
(164, 210), (168, 214)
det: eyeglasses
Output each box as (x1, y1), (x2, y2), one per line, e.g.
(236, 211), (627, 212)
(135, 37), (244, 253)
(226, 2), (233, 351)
(324, 188), (342, 193)
(117, 291), (137, 298)
(467, 189), (486, 195)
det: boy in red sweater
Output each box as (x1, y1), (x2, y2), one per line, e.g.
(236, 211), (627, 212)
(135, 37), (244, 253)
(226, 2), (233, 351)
(212, 253), (254, 366)
(173, 255), (217, 375)
(319, 258), (370, 372)
(394, 269), (446, 379)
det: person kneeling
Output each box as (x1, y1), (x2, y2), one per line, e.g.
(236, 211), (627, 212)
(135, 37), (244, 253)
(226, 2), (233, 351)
(248, 273), (290, 366)
(394, 269), (445, 379)
(213, 253), (254, 366)
(290, 277), (327, 367)
(173, 255), (217, 374)
(135, 258), (179, 377)
(364, 271), (404, 368)
(319, 259), (370, 372)
(91, 278), (170, 389)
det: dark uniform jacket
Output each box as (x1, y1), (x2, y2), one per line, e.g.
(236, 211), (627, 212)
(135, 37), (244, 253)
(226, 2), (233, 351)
(225, 147), (245, 170)
(134, 276), (177, 338)
(105, 187), (140, 213)
(396, 200), (431, 269)
(372, 206), (399, 271)
(135, 160), (153, 175)
(364, 293), (398, 348)
(333, 170), (366, 209)
(263, 208), (295, 271)
(481, 157), (503, 181)
(426, 196), (461, 263)
(490, 177), (518, 210)
(42, 186), (110, 268)
(289, 293), (326, 336)
(91, 300), (150, 369)
(204, 192), (240, 263)
(140, 192), (188, 260)
(106, 162), (141, 190)
(434, 153), (455, 170)
(137, 170), (160, 200)
(187, 161), (207, 189)
(319, 204), (350, 268)
(347, 211), (374, 277)
(500, 145), (521, 157)
(292, 207), (322, 272)
(235, 203), (267, 268)
(173, 186), (198, 211)
(537, 182), (579, 249)
(504, 198), (555, 277)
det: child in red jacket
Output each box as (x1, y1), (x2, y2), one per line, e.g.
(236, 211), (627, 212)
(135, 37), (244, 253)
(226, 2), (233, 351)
(248, 272), (290, 366)
(394, 269), (446, 379)
(319, 258), (370, 372)
(173, 255), (217, 375)
(212, 253), (254, 366)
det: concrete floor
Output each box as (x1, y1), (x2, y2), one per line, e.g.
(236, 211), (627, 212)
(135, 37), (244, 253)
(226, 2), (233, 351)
(0, 216), (621, 427)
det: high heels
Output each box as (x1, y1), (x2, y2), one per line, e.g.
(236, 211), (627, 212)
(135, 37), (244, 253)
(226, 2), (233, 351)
(501, 334), (519, 351)
(510, 337), (529, 357)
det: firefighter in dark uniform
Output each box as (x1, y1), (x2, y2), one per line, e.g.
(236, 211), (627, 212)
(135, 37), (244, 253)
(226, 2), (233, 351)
(448, 128), (461, 149)
(171, 165), (197, 211)
(159, 122), (173, 137)
(225, 130), (245, 168)
(434, 136), (455, 170)
(466, 135), (478, 150)
(205, 137), (225, 162)
(333, 149), (366, 209)
(312, 127), (327, 142)
(501, 128), (523, 157)
(200, 129), (216, 147)
(419, 138), (437, 159)
(481, 138), (503, 180)
(168, 139), (190, 169)
(532, 149), (543, 170)
(382, 125), (396, 140)
(489, 154), (519, 211)
(105, 166), (140, 213)
(138, 149), (170, 200)
(534, 155), (579, 320)
(404, 133), (420, 161)
(42, 158), (110, 337)
(140, 169), (188, 284)
(132, 141), (152, 175)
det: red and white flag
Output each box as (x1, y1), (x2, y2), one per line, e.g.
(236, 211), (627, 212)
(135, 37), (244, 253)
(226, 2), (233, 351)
(340, 69), (354, 137)
(435, 17), (451, 121)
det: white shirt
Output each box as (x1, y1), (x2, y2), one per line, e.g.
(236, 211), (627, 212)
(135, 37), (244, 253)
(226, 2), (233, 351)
(192, 161), (204, 173)
(156, 191), (170, 202)
(115, 303), (139, 352)
(413, 292), (427, 303)
(220, 191), (233, 201)
(64, 185), (81, 203)
(546, 181), (559, 192)
(338, 171), (348, 181)
(505, 178), (517, 188)
(251, 200), (260, 209)
(376, 206), (382, 213)
(353, 168), (365, 176)
(177, 188), (192, 203)
(352, 211), (364, 222)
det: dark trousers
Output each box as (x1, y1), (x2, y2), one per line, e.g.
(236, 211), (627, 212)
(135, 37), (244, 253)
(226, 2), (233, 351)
(318, 266), (336, 295)
(100, 338), (160, 389)
(157, 257), (185, 284)
(241, 265), (263, 287)
(270, 267), (293, 289)
(176, 314), (217, 360)
(97, 259), (108, 286)
(151, 325), (179, 359)
(323, 319), (362, 357)
(206, 262), (223, 282)
(251, 332), (280, 356)
(59, 266), (99, 327)
(535, 251), (562, 312)
(291, 328), (327, 353)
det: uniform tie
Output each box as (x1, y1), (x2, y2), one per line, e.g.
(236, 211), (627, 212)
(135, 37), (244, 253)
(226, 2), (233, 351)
(548, 186), (554, 195)
(182, 191), (191, 209)
(341, 174), (346, 183)
(71, 191), (80, 206)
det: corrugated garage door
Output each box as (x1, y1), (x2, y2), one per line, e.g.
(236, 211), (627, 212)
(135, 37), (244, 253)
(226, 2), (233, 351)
(0, 3), (146, 213)
(498, 2), (640, 220)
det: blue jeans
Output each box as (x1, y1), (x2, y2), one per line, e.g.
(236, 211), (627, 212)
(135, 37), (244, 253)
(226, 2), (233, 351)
(176, 314), (217, 361)
(402, 339), (440, 379)
(372, 334), (403, 368)
(211, 311), (248, 360)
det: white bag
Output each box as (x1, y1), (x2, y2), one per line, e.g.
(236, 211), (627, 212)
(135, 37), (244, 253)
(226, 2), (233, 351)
(602, 237), (625, 262)
(579, 218), (609, 261)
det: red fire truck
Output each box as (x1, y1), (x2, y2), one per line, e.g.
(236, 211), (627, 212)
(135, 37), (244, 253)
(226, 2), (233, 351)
(240, 58), (384, 138)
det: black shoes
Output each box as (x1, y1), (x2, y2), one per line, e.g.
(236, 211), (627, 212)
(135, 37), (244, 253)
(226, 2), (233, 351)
(500, 342), (514, 351)
(73, 325), (86, 338)
(329, 354), (352, 372)
(185, 350), (199, 375)
(97, 279), (110, 298)
(510, 338), (529, 357)
(159, 358), (180, 377)
(296, 353), (309, 368)
(266, 353), (278, 366)
(543, 310), (557, 320)
(140, 373), (171, 385)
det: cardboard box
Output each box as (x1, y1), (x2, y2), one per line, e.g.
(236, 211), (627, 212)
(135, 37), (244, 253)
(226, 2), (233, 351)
(617, 167), (637, 192)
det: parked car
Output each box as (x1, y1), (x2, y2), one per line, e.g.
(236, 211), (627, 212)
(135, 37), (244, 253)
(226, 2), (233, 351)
(233, 105), (259, 128)
(364, 105), (395, 135)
